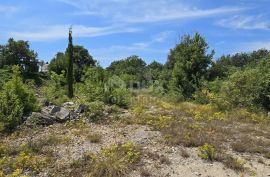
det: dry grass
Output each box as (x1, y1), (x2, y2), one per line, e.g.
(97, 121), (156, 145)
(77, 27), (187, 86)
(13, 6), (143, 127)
(87, 133), (102, 143)
(140, 168), (152, 177)
(68, 142), (141, 177)
(127, 94), (270, 173)
(180, 148), (190, 158)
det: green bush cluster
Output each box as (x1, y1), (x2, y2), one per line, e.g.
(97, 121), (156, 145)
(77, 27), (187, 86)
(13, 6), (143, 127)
(0, 66), (39, 132)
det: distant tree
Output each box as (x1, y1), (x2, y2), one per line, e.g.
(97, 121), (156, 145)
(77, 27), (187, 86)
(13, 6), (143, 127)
(208, 49), (270, 80)
(145, 61), (163, 83)
(48, 52), (67, 74)
(49, 46), (95, 82)
(67, 28), (74, 98)
(72, 45), (96, 81)
(0, 38), (38, 75)
(168, 33), (214, 98)
(107, 55), (146, 87)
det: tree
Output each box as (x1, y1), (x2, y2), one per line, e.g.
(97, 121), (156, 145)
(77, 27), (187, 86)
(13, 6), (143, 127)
(48, 46), (95, 82)
(0, 38), (38, 75)
(208, 49), (270, 80)
(67, 28), (74, 98)
(145, 61), (163, 83)
(0, 65), (39, 132)
(73, 45), (96, 81)
(107, 55), (146, 87)
(168, 33), (214, 98)
(48, 52), (67, 74)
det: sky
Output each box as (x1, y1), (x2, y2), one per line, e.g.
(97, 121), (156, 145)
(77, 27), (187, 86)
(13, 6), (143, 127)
(0, 0), (270, 67)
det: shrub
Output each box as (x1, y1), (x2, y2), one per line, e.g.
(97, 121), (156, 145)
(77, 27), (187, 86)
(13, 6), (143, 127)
(43, 71), (69, 105)
(69, 142), (141, 177)
(4, 66), (39, 114)
(0, 91), (23, 132)
(85, 101), (106, 121)
(0, 66), (39, 132)
(104, 75), (131, 107)
(87, 133), (102, 143)
(89, 142), (141, 177)
(198, 143), (216, 161)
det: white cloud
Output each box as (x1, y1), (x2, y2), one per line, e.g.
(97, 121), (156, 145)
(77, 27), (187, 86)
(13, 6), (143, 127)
(216, 15), (270, 30)
(154, 31), (175, 42)
(242, 40), (270, 51)
(8, 25), (141, 41)
(57, 0), (243, 23)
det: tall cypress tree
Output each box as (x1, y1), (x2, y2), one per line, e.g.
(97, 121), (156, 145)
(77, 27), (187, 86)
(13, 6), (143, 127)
(67, 27), (74, 98)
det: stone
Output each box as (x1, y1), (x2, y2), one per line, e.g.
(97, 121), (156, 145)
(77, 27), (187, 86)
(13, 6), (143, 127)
(25, 112), (56, 126)
(55, 107), (70, 121)
(50, 105), (61, 114)
(69, 111), (78, 120)
(75, 104), (88, 113)
(268, 112), (270, 118)
(44, 100), (50, 107)
(63, 102), (74, 107)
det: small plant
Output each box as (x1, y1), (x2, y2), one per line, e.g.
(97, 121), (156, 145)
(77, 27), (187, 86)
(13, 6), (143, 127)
(83, 142), (141, 177)
(85, 101), (106, 121)
(87, 133), (102, 143)
(198, 143), (216, 161)
(140, 168), (151, 177)
(180, 148), (190, 158)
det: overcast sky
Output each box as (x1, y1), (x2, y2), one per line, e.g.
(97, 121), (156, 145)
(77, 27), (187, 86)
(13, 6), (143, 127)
(1, 0), (270, 66)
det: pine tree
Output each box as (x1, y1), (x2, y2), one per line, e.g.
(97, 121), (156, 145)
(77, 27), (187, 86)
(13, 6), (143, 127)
(67, 27), (74, 98)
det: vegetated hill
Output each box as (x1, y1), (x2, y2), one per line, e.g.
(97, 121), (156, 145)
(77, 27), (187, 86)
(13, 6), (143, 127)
(1, 33), (270, 177)
(1, 92), (270, 177)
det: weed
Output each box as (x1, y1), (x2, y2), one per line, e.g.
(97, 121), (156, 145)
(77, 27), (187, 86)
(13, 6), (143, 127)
(87, 133), (102, 143)
(198, 143), (216, 162)
(180, 148), (190, 158)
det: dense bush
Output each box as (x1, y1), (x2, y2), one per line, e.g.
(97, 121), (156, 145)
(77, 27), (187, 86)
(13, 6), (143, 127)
(3, 66), (39, 114)
(0, 66), (38, 132)
(43, 71), (68, 105)
(220, 58), (270, 111)
(49, 46), (96, 82)
(0, 90), (23, 132)
(104, 75), (131, 108)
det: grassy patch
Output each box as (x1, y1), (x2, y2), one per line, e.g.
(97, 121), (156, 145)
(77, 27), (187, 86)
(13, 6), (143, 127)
(87, 133), (102, 143)
(69, 142), (141, 177)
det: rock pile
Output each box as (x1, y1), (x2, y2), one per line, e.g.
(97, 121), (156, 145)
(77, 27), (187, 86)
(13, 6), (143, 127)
(25, 102), (80, 126)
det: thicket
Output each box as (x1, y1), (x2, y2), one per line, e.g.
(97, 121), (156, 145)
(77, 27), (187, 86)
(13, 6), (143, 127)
(0, 66), (39, 132)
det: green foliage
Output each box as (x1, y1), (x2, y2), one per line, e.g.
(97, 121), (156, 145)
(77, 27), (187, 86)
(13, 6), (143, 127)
(48, 52), (67, 74)
(107, 55), (146, 87)
(67, 29), (74, 98)
(104, 75), (131, 107)
(198, 143), (217, 161)
(77, 66), (107, 102)
(218, 57), (270, 111)
(0, 66), (38, 131)
(0, 38), (38, 75)
(87, 142), (141, 177)
(168, 33), (214, 98)
(85, 101), (106, 121)
(48, 46), (95, 82)
(0, 90), (23, 132)
(145, 61), (163, 83)
(4, 66), (39, 114)
(43, 71), (68, 105)
(208, 49), (270, 80)
(0, 68), (12, 90)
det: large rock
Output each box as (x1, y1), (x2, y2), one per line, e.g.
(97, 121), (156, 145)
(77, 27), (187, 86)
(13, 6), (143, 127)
(25, 112), (56, 126)
(55, 107), (70, 121)
(50, 105), (61, 114)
